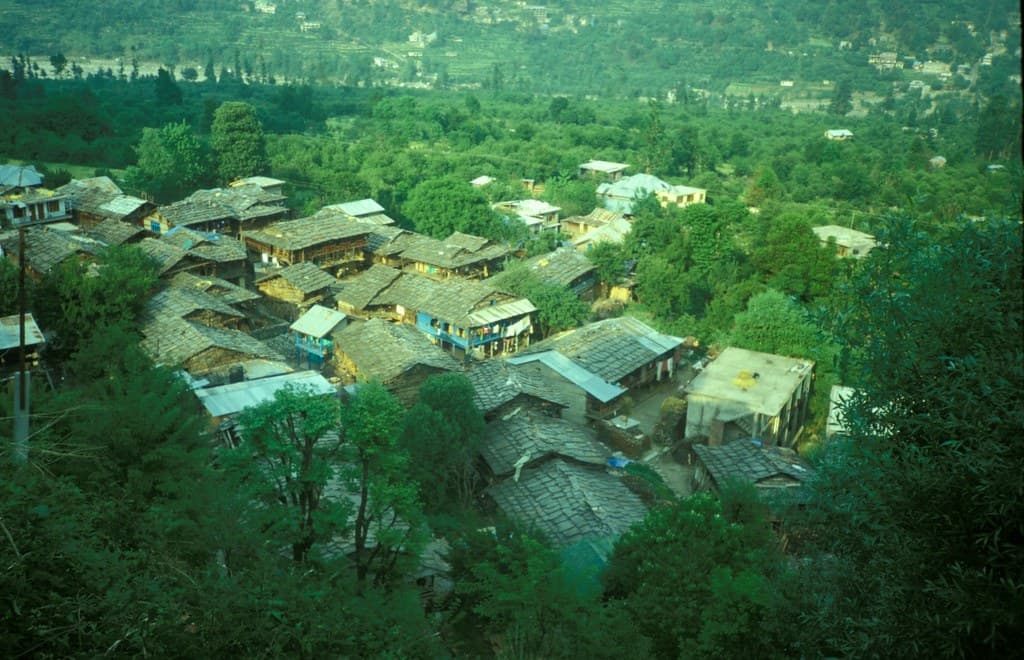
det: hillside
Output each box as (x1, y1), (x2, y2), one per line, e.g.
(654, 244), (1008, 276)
(2, 0), (1019, 100)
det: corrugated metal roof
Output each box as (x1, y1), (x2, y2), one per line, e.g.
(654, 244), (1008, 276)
(290, 304), (347, 338)
(194, 370), (336, 417)
(331, 198), (385, 217)
(508, 351), (626, 403)
(467, 298), (537, 326)
(0, 313), (45, 351)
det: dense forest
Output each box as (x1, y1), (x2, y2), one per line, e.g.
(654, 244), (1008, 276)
(2, 0), (1023, 657)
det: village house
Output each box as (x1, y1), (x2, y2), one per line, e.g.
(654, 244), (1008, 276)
(578, 160), (630, 181)
(194, 370), (336, 447)
(143, 198), (238, 236)
(56, 177), (154, 229)
(229, 176), (286, 197)
(332, 317), (460, 405)
(167, 271), (261, 312)
(87, 218), (148, 246)
(509, 316), (687, 423)
(466, 359), (569, 421)
(570, 215), (633, 254)
(559, 207), (626, 240)
(289, 304), (349, 370)
(596, 173), (706, 215)
(243, 214), (372, 274)
(255, 261), (338, 317)
(141, 285), (249, 331)
(486, 459), (648, 555)
(187, 187), (289, 236)
(824, 129), (854, 141)
(684, 347), (814, 448)
(0, 164), (43, 193)
(811, 225), (876, 258)
(1, 187), (72, 228)
(139, 316), (283, 379)
(480, 408), (609, 481)
(321, 198), (395, 225)
(518, 247), (598, 300)
(493, 199), (562, 233)
(692, 439), (814, 494)
(161, 227), (250, 283)
(382, 231), (509, 280)
(2, 227), (100, 278)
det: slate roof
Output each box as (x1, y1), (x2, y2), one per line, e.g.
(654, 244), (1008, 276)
(5, 228), (95, 274)
(522, 317), (684, 384)
(290, 304), (348, 338)
(194, 370), (336, 418)
(390, 231), (509, 270)
(157, 199), (237, 228)
(507, 350), (627, 403)
(365, 225), (407, 254)
(467, 359), (569, 414)
(329, 198), (385, 217)
(187, 187), (286, 220)
(162, 227), (246, 263)
(481, 408), (609, 476)
(245, 214), (373, 251)
(141, 286), (247, 325)
(168, 271), (260, 305)
(56, 177), (150, 220)
(379, 272), (530, 327)
(88, 218), (147, 246)
(139, 317), (282, 368)
(257, 261), (336, 295)
(571, 216), (632, 248)
(693, 440), (813, 489)
(229, 176), (286, 190)
(336, 264), (403, 311)
(563, 207), (624, 229)
(138, 237), (192, 275)
(521, 248), (596, 289)
(685, 347), (814, 417)
(0, 313), (45, 351)
(487, 460), (648, 547)
(334, 318), (459, 382)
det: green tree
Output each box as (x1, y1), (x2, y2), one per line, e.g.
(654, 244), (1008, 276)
(211, 101), (269, 184)
(228, 385), (347, 563)
(489, 261), (589, 337)
(48, 52), (66, 78)
(604, 488), (784, 659)
(401, 176), (501, 239)
(154, 67), (182, 105)
(340, 383), (428, 585)
(827, 80), (853, 116)
(785, 217), (1024, 656)
(750, 212), (838, 301)
(127, 120), (210, 202)
(400, 373), (485, 511)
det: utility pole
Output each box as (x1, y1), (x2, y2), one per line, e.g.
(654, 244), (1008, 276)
(12, 222), (30, 465)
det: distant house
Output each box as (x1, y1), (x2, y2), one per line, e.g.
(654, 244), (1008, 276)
(480, 408), (609, 480)
(467, 359), (569, 421)
(811, 225), (876, 259)
(289, 304), (349, 369)
(692, 440), (814, 494)
(578, 160), (630, 181)
(230, 176), (286, 196)
(684, 347), (814, 448)
(161, 227), (249, 283)
(826, 385), (857, 439)
(321, 198), (394, 225)
(333, 318), (460, 405)
(87, 218), (148, 246)
(493, 199), (562, 233)
(187, 187), (289, 236)
(824, 129), (854, 141)
(56, 177), (154, 228)
(596, 173), (706, 215)
(335, 263), (404, 317)
(509, 317), (686, 423)
(243, 214), (372, 273)
(559, 207), (625, 240)
(487, 459), (648, 551)
(470, 175), (495, 187)
(570, 215), (633, 252)
(255, 261), (337, 313)
(929, 155), (947, 169)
